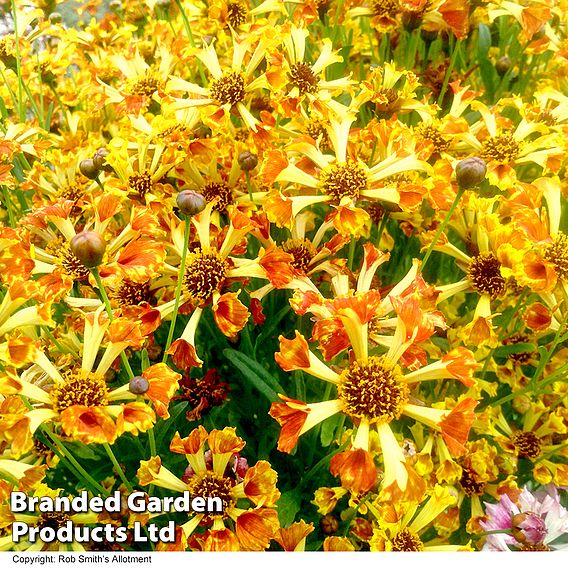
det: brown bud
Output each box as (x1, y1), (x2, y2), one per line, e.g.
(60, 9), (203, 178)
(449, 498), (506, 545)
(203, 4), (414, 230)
(129, 376), (150, 394)
(69, 231), (106, 268)
(320, 514), (339, 535)
(237, 151), (258, 172)
(455, 157), (487, 189)
(495, 56), (512, 77)
(176, 190), (206, 216)
(79, 159), (99, 180)
(93, 148), (113, 173)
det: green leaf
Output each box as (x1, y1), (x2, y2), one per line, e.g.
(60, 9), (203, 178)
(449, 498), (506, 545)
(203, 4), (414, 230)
(478, 59), (495, 100)
(477, 24), (491, 58)
(223, 349), (283, 402)
(320, 414), (342, 447)
(277, 489), (302, 526)
(493, 343), (535, 358)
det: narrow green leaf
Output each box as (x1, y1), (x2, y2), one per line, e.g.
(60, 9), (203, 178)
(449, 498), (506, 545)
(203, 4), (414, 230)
(493, 343), (535, 358)
(477, 24), (491, 58)
(223, 349), (283, 401)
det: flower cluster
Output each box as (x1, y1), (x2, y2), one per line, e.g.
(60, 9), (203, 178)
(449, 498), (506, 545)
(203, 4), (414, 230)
(0, 0), (567, 552)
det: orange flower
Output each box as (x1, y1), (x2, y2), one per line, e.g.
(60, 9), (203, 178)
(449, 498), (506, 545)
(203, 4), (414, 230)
(137, 427), (280, 550)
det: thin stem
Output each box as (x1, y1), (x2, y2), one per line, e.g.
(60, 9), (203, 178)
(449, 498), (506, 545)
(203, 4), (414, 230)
(91, 267), (136, 380)
(11, 0), (25, 122)
(163, 216), (191, 360)
(245, 171), (254, 202)
(174, 0), (207, 85)
(1, 185), (16, 227)
(40, 427), (107, 495)
(421, 187), (465, 270)
(103, 442), (133, 492)
(437, 39), (461, 108)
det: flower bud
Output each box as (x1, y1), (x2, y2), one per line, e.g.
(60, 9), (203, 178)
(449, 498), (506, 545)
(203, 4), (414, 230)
(237, 151), (258, 172)
(455, 157), (487, 189)
(48, 12), (63, 24)
(495, 56), (512, 77)
(129, 376), (150, 395)
(93, 148), (113, 173)
(176, 190), (206, 216)
(320, 514), (339, 535)
(69, 231), (106, 268)
(79, 159), (99, 180)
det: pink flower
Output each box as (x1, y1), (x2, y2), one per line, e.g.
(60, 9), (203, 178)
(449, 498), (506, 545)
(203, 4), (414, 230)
(481, 486), (568, 551)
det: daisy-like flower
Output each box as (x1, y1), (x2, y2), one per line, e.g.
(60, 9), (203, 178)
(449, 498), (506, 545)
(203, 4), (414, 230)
(97, 45), (175, 115)
(162, 201), (256, 368)
(262, 112), (430, 236)
(0, 306), (179, 450)
(368, 485), (472, 551)
(457, 100), (563, 189)
(269, 244), (478, 497)
(137, 426), (280, 550)
(103, 136), (184, 204)
(0, 484), (100, 552)
(481, 485), (568, 551)
(166, 31), (272, 132)
(264, 24), (353, 117)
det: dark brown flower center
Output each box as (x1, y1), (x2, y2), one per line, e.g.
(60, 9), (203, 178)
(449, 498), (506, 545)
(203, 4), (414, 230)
(371, 0), (400, 19)
(113, 280), (153, 307)
(129, 171), (153, 198)
(187, 471), (235, 519)
(50, 371), (109, 412)
(512, 431), (542, 460)
(544, 232), (568, 280)
(467, 253), (506, 298)
(202, 181), (233, 211)
(226, 1), (247, 27)
(37, 512), (71, 530)
(459, 466), (486, 496)
(289, 63), (319, 95)
(338, 357), (408, 424)
(210, 72), (246, 106)
(128, 73), (162, 97)
(390, 528), (424, 551)
(281, 238), (316, 273)
(183, 248), (228, 303)
(481, 134), (520, 163)
(417, 124), (450, 152)
(47, 239), (91, 280)
(319, 160), (368, 201)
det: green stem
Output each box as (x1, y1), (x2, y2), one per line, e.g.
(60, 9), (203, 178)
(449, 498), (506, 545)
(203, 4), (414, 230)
(421, 187), (465, 270)
(103, 442), (133, 492)
(11, 0), (25, 122)
(347, 236), (357, 272)
(40, 427), (107, 495)
(174, 0), (207, 85)
(1, 185), (16, 227)
(163, 216), (191, 360)
(376, 211), (390, 246)
(91, 267), (135, 380)
(437, 39), (460, 108)
(245, 171), (254, 202)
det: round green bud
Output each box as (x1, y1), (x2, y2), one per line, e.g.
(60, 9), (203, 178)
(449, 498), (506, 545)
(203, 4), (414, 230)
(495, 56), (512, 77)
(129, 376), (150, 395)
(237, 151), (258, 172)
(69, 231), (106, 268)
(455, 157), (487, 189)
(79, 159), (99, 180)
(176, 190), (206, 216)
